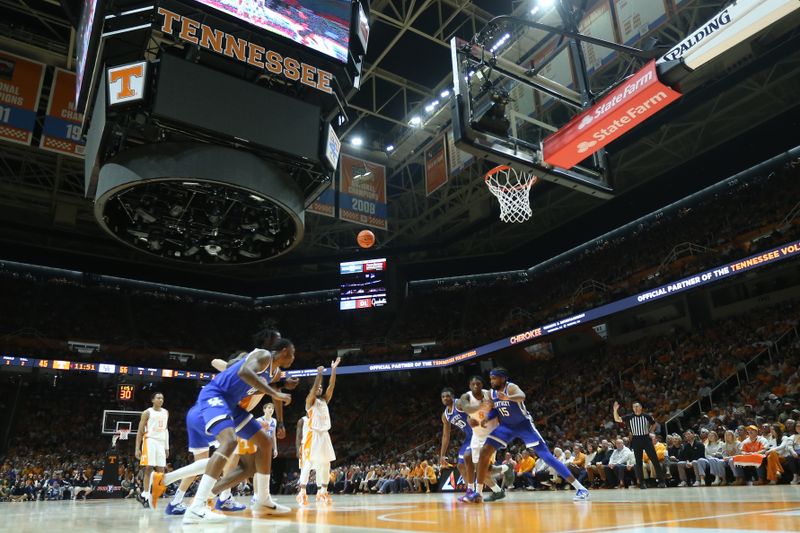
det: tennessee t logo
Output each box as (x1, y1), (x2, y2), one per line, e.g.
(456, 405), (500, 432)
(107, 62), (147, 105)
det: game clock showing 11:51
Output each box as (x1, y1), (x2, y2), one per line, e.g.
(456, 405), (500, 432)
(117, 384), (135, 402)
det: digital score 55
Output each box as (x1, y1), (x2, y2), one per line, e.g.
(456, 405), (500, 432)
(117, 384), (135, 402)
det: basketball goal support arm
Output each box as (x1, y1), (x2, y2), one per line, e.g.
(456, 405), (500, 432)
(474, 16), (661, 60)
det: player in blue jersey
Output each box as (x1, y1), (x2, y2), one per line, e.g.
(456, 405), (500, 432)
(468, 367), (589, 502)
(439, 388), (474, 499)
(172, 338), (296, 523)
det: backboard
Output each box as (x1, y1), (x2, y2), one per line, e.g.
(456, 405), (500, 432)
(102, 410), (141, 435)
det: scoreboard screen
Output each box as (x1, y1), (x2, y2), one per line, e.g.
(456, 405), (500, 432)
(117, 384), (135, 402)
(190, 0), (351, 63)
(75, 0), (102, 104)
(339, 258), (387, 310)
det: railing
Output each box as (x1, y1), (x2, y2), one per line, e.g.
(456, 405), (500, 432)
(664, 326), (799, 434)
(654, 242), (711, 276)
(780, 200), (800, 227)
(540, 356), (648, 426)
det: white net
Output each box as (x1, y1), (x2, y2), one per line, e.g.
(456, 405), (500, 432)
(484, 166), (537, 223)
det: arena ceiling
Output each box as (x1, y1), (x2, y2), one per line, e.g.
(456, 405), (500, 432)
(1, 0), (799, 294)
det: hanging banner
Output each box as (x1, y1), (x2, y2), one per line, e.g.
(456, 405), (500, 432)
(446, 128), (473, 175)
(425, 136), (448, 195)
(40, 68), (86, 157)
(338, 154), (387, 230)
(613, 0), (669, 46)
(0, 50), (45, 146)
(578, 0), (618, 74)
(308, 178), (336, 217)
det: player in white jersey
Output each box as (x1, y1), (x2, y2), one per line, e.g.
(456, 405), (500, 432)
(135, 392), (169, 507)
(458, 376), (507, 502)
(295, 415), (314, 505)
(251, 402), (278, 504)
(298, 356), (340, 505)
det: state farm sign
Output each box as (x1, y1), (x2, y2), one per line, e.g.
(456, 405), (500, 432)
(542, 61), (681, 169)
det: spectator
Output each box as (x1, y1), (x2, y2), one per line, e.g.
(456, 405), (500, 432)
(606, 439), (634, 489)
(735, 425), (769, 485)
(677, 430), (706, 487)
(766, 424), (798, 484)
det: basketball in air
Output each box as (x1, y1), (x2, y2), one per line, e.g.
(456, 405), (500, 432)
(357, 229), (376, 249)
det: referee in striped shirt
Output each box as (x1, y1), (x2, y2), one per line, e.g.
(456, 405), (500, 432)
(613, 401), (667, 489)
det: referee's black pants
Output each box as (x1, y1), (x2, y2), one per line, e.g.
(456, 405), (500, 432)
(632, 435), (664, 484)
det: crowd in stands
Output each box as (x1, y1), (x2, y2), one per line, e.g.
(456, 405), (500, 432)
(1, 163), (800, 501)
(1, 163), (798, 370)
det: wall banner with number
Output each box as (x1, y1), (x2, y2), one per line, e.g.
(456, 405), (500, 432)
(0, 50), (45, 146)
(40, 68), (86, 157)
(338, 154), (387, 230)
(424, 135), (448, 195)
(307, 177), (336, 217)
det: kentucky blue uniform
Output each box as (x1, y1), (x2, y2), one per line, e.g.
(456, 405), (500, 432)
(485, 382), (574, 483)
(187, 353), (280, 450)
(444, 405), (472, 464)
(485, 383), (544, 449)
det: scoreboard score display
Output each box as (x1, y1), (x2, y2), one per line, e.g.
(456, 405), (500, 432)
(117, 384), (135, 402)
(339, 258), (387, 310)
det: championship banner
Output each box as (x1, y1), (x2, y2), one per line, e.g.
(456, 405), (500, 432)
(0, 50), (45, 146)
(424, 136), (448, 195)
(338, 153), (387, 230)
(40, 68), (85, 157)
(446, 128), (473, 175)
(307, 179), (336, 217)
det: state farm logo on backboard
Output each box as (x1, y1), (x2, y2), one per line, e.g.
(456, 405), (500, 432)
(542, 61), (682, 169)
(107, 62), (147, 106)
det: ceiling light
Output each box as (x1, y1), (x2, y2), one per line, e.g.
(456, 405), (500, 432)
(351, 136), (363, 146)
(424, 104), (434, 113)
(409, 115), (422, 126)
(539, 0), (554, 8)
(440, 89), (450, 98)
(386, 145), (394, 152)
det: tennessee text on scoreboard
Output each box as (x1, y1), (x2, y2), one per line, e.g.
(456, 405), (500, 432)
(338, 154), (387, 230)
(0, 50), (45, 146)
(40, 68), (86, 157)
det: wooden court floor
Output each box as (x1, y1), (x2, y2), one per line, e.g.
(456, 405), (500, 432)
(2, 487), (799, 532)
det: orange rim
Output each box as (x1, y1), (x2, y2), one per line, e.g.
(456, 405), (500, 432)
(484, 165), (538, 192)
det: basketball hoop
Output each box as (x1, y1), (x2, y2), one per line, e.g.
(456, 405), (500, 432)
(484, 165), (537, 223)
(112, 429), (129, 447)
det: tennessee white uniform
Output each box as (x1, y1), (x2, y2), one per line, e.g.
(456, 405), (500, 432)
(302, 398), (335, 464)
(465, 389), (499, 462)
(141, 407), (169, 467)
(298, 416), (310, 468)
